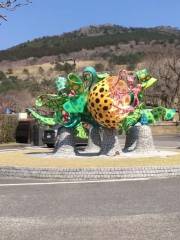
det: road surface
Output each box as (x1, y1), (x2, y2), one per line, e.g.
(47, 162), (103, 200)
(0, 177), (180, 240)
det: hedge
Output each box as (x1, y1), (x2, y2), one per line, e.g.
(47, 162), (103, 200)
(0, 114), (18, 143)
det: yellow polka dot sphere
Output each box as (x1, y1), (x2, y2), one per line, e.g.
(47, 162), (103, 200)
(88, 76), (132, 128)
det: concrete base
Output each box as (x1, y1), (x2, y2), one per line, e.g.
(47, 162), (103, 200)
(53, 127), (75, 156)
(124, 125), (156, 153)
(124, 126), (139, 152)
(53, 125), (156, 157)
(135, 125), (156, 153)
(100, 128), (122, 156)
(76, 126), (101, 156)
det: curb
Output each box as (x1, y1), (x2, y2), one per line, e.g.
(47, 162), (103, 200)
(1, 166), (180, 181)
(0, 144), (29, 151)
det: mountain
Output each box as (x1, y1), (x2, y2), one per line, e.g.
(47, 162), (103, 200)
(0, 24), (179, 114)
(0, 24), (180, 61)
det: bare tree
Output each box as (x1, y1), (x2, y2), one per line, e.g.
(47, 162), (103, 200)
(0, 0), (31, 23)
(0, 95), (16, 113)
(166, 54), (180, 120)
(0, 90), (34, 113)
(142, 47), (180, 120)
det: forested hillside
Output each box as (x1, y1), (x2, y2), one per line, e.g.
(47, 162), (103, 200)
(0, 25), (180, 61)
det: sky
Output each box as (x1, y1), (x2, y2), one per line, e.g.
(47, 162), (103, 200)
(0, 0), (180, 50)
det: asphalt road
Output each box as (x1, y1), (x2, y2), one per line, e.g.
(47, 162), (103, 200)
(0, 177), (180, 240)
(153, 134), (180, 149)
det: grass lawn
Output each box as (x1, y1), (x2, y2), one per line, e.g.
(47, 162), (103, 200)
(0, 148), (179, 168)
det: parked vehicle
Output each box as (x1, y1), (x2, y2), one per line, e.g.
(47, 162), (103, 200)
(43, 125), (88, 149)
(42, 127), (59, 148)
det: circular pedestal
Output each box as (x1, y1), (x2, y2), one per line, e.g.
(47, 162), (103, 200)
(53, 127), (75, 157)
(135, 125), (156, 153)
(76, 126), (101, 156)
(124, 125), (156, 153)
(124, 126), (139, 152)
(100, 128), (122, 156)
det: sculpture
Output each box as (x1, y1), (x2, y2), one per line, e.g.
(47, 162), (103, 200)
(28, 67), (176, 156)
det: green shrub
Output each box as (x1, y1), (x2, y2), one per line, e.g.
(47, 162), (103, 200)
(109, 52), (144, 65)
(0, 114), (18, 143)
(0, 71), (6, 79)
(22, 68), (29, 75)
(6, 68), (13, 75)
(38, 66), (45, 75)
(94, 63), (105, 72)
(54, 62), (75, 73)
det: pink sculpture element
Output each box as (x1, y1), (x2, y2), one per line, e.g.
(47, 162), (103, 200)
(131, 84), (142, 107)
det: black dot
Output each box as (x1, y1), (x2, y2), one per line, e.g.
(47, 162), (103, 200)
(101, 94), (104, 98)
(97, 108), (100, 111)
(93, 86), (97, 91)
(95, 93), (98, 96)
(104, 99), (107, 103)
(95, 98), (100, 103)
(112, 121), (116, 123)
(91, 103), (94, 107)
(103, 106), (108, 111)
(99, 88), (104, 93)
(105, 120), (110, 123)
(99, 113), (103, 118)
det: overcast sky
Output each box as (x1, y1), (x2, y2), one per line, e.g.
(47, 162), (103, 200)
(0, 0), (179, 50)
